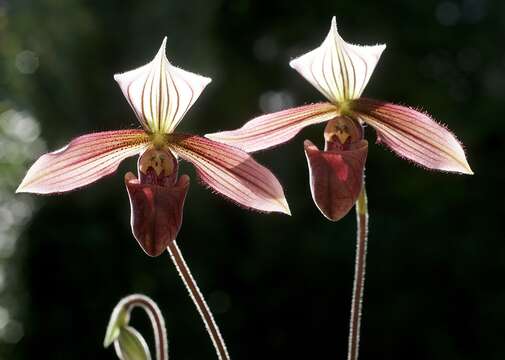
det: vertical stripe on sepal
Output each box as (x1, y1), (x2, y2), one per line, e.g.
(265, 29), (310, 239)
(114, 38), (211, 134)
(289, 17), (385, 104)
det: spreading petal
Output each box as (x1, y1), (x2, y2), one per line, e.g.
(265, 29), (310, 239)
(290, 17), (385, 103)
(168, 133), (291, 214)
(17, 130), (150, 194)
(206, 103), (338, 153)
(352, 98), (473, 174)
(304, 139), (368, 221)
(125, 173), (189, 257)
(114, 37), (212, 134)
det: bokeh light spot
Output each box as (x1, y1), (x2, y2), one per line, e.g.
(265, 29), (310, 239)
(0, 110), (41, 143)
(259, 90), (295, 113)
(15, 51), (39, 75)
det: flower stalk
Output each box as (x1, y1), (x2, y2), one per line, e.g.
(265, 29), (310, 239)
(104, 294), (168, 360)
(347, 185), (368, 360)
(167, 240), (230, 360)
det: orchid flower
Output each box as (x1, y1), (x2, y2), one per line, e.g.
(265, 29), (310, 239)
(17, 37), (293, 360)
(207, 17), (473, 221)
(17, 37), (290, 257)
(208, 18), (473, 360)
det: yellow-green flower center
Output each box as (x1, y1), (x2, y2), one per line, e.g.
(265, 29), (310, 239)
(150, 132), (167, 149)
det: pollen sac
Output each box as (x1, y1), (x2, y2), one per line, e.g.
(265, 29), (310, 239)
(125, 148), (189, 257)
(305, 117), (368, 221)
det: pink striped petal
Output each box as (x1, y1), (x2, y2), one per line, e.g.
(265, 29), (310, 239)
(353, 98), (473, 174)
(17, 130), (150, 194)
(290, 17), (385, 103)
(206, 103), (338, 153)
(304, 139), (368, 221)
(168, 134), (291, 214)
(114, 37), (211, 134)
(125, 173), (189, 257)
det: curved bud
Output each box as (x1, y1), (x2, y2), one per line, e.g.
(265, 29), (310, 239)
(114, 326), (152, 360)
(104, 294), (167, 360)
(304, 137), (368, 221)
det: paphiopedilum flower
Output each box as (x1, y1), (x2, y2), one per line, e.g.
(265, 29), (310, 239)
(207, 17), (473, 221)
(17, 38), (290, 256)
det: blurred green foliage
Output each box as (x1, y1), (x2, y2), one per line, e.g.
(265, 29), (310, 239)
(1, 0), (504, 359)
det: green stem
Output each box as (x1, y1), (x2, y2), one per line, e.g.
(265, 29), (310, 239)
(167, 240), (230, 360)
(347, 185), (369, 360)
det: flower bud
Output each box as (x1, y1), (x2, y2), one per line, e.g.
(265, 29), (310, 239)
(114, 326), (152, 360)
(104, 294), (165, 360)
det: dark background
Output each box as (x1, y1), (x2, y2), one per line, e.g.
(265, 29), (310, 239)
(1, 0), (504, 359)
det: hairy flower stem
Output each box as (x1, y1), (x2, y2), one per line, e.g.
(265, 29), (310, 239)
(347, 185), (368, 360)
(167, 241), (230, 360)
(123, 294), (168, 360)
